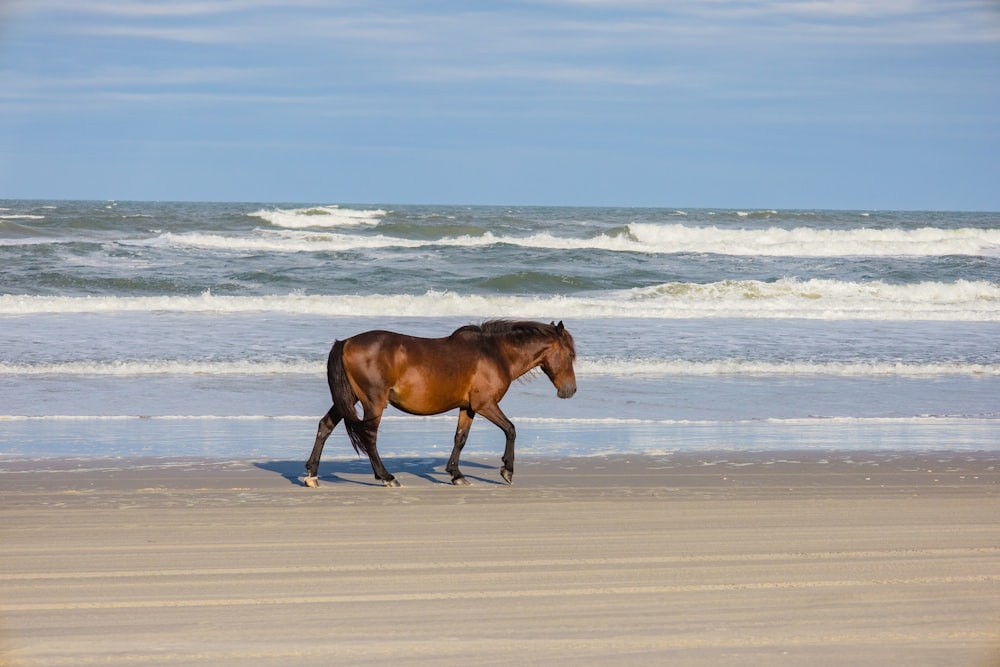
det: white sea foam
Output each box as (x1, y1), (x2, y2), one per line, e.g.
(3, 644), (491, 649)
(0, 414), (318, 422)
(150, 224), (1000, 257)
(1, 279), (996, 321)
(0, 360), (321, 376)
(625, 224), (1000, 257)
(153, 230), (421, 252)
(0, 214), (45, 220)
(626, 278), (1000, 319)
(2, 358), (996, 378)
(153, 229), (600, 253)
(580, 359), (1000, 377)
(248, 205), (385, 228)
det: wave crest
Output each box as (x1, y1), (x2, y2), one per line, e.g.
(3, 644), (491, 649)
(248, 205), (386, 229)
(626, 224), (1000, 257)
(3, 358), (996, 378)
(0, 279), (997, 321)
(154, 223), (1000, 257)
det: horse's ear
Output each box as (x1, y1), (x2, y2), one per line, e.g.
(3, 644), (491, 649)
(556, 320), (565, 332)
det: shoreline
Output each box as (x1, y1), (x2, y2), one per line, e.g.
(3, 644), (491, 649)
(3, 415), (999, 461)
(2, 452), (999, 665)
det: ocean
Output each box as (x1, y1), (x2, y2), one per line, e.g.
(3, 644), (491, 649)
(1, 200), (998, 461)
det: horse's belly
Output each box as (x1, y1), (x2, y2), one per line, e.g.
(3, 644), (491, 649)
(388, 384), (467, 416)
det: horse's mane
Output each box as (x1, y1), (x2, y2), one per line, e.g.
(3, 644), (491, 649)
(453, 320), (574, 384)
(452, 319), (556, 339)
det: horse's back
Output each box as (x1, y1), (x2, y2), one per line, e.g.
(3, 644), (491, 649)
(339, 328), (492, 415)
(341, 328), (485, 383)
(343, 329), (458, 359)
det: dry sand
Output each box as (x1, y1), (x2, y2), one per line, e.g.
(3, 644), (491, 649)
(1, 451), (999, 666)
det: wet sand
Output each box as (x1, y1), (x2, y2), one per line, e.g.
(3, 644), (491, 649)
(2, 451), (999, 666)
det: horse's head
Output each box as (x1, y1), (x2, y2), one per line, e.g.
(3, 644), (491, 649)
(541, 321), (577, 399)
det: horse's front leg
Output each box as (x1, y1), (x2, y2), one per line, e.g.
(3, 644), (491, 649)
(478, 404), (516, 485)
(446, 409), (476, 485)
(305, 407), (340, 488)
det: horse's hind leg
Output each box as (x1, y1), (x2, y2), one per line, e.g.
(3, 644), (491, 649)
(305, 407), (340, 488)
(365, 422), (399, 487)
(355, 403), (399, 488)
(366, 442), (399, 488)
(365, 436), (399, 488)
(445, 408), (475, 485)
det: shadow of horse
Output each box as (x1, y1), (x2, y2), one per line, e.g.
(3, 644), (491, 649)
(255, 457), (502, 488)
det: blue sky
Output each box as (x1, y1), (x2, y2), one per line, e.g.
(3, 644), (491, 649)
(1, 1), (998, 209)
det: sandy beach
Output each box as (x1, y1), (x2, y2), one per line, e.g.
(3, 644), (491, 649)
(1, 451), (999, 666)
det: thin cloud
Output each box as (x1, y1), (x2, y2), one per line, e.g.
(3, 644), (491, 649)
(15, 66), (278, 89)
(75, 24), (244, 44)
(411, 63), (682, 87)
(8, 0), (324, 18)
(19, 1), (999, 53)
(530, 0), (1000, 44)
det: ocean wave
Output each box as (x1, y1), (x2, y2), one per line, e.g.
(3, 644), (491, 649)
(628, 277), (1000, 312)
(151, 229), (613, 253)
(0, 414), (321, 422)
(0, 214), (46, 221)
(151, 223), (1000, 257)
(1, 279), (996, 321)
(624, 224), (1000, 257)
(152, 229), (420, 252)
(580, 359), (1000, 377)
(2, 359), (996, 378)
(0, 237), (71, 247)
(0, 360), (321, 376)
(248, 205), (385, 228)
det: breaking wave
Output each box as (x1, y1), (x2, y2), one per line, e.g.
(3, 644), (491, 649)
(152, 224), (1000, 257)
(624, 223), (1000, 257)
(2, 359), (996, 378)
(2, 278), (996, 321)
(248, 205), (386, 229)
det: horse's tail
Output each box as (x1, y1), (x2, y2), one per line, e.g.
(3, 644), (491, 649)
(327, 339), (376, 456)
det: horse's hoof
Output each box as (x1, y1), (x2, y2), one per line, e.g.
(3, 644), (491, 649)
(304, 476), (319, 488)
(451, 476), (472, 486)
(500, 468), (513, 485)
(384, 478), (401, 488)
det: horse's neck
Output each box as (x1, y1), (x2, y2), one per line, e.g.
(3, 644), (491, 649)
(495, 336), (549, 379)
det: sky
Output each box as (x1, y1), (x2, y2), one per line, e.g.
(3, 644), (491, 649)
(0, 1), (998, 210)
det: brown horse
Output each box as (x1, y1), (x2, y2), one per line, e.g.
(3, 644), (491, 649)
(305, 320), (577, 487)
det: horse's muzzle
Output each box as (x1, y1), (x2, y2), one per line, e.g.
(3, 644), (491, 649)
(557, 382), (577, 399)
